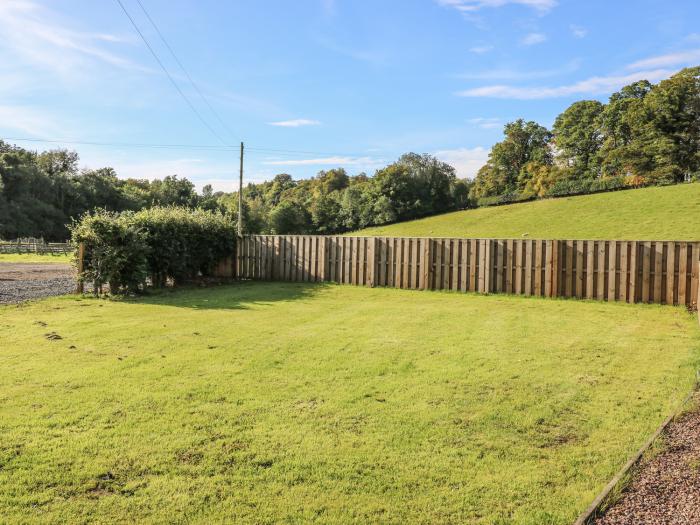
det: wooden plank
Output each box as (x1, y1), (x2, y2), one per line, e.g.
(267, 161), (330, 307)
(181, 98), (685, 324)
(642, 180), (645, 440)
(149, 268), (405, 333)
(325, 237), (332, 282)
(691, 244), (699, 309)
(598, 241), (607, 300)
(478, 239), (486, 293)
(469, 239), (478, 292)
(451, 239), (460, 291)
(524, 240), (532, 295)
(619, 241), (628, 302)
(653, 242), (663, 303)
(544, 240), (552, 297)
(367, 237), (376, 287)
(441, 239), (450, 290)
(421, 238), (432, 290)
(679, 242), (688, 305)
(309, 237), (316, 282)
(608, 241), (617, 302)
(642, 241), (651, 303)
(484, 239), (492, 293)
(247, 236), (253, 279)
(629, 241), (638, 303)
(268, 236), (274, 280)
(495, 240), (503, 293)
(666, 242), (676, 305)
(460, 239), (468, 292)
(514, 240), (522, 294)
(377, 238), (386, 286)
(263, 236), (269, 280)
(565, 240), (573, 297)
(551, 240), (560, 297)
(575, 241), (584, 298)
(688, 246), (700, 312)
(411, 238), (419, 289)
(534, 240), (543, 296)
(399, 238), (407, 289)
(585, 241), (594, 299)
(298, 236), (304, 282)
(506, 239), (514, 294)
(247, 237), (254, 279)
(433, 239), (441, 289)
(319, 237), (327, 281)
(276, 237), (283, 281)
(258, 237), (264, 280)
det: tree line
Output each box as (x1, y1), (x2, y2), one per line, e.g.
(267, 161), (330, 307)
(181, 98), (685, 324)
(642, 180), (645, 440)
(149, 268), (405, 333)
(1, 66), (697, 241)
(471, 66), (700, 203)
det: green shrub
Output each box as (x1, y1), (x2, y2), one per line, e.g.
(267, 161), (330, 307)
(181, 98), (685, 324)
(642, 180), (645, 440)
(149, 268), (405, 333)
(544, 176), (628, 198)
(476, 191), (534, 207)
(71, 207), (236, 294)
(71, 210), (149, 294)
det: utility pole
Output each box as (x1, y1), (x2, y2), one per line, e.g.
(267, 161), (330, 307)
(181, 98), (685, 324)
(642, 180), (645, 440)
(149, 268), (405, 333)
(238, 141), (244, 236)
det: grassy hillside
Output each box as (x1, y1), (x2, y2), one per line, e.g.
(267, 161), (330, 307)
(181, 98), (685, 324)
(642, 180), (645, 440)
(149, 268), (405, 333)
(353, 183), (700, 240)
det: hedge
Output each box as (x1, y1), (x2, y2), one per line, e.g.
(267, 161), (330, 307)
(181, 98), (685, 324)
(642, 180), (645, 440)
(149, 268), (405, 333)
(71, 207), (236, 294)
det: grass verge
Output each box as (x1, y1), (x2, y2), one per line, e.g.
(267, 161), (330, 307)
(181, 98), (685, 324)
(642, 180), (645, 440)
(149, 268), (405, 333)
(0, 253), (73, 264)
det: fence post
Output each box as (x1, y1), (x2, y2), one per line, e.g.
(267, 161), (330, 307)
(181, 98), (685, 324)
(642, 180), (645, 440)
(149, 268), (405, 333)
(76, 242), (85, 294)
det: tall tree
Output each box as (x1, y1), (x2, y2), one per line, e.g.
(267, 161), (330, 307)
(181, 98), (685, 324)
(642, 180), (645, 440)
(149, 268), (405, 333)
(553, 100), (605, 179)
(471, 119), (552, 198)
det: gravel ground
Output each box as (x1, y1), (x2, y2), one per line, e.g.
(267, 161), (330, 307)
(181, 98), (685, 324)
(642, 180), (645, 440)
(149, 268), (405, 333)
(594, 393), (700, 524)
(0, 262), (76, 304)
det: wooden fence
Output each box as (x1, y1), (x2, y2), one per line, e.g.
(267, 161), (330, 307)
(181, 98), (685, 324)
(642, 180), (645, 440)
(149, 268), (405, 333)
(230, 235), (700, 308)
(0, 238), (71, 255)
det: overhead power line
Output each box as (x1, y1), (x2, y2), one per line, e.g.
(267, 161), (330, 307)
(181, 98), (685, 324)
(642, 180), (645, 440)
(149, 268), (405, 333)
(2, 137), (237, 151)
(133, 0), (240, 142)
(1, 137), (374, 159)
(113, 0), (231, 147)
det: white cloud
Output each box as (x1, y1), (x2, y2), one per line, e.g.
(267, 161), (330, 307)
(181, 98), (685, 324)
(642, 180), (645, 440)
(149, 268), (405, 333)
(468, 117), (502, 129)
(521, 32), (547, 46)
(0, 0), (146, 80)
(434, 147), (489, 179)
(469, 45), (494, 54)
(268, 119), (322, 128)
(570, 25), (587, 38)
(625, 49), (700, 70)
(456, 68), (675, 99)
(457, 60), (580, 81)
(436, 0), (557, 14)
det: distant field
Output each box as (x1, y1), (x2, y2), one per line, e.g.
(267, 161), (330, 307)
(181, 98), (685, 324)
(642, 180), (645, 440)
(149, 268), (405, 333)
(1, 282), (698, 524)
(0, 253), (72, 264)
(353, 183), (700, 240)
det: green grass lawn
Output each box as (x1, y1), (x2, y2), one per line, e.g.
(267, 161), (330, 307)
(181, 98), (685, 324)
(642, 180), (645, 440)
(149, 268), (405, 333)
(353, 183), (700, 239)
(0, 253), (73, 264)
(1, 283), (698, 524)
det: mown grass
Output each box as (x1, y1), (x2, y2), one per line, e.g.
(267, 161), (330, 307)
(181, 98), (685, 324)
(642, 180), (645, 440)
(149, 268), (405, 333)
(353, 183), (700, 240)
(1, 282), (698, 524)
(0, 253), (73, 264)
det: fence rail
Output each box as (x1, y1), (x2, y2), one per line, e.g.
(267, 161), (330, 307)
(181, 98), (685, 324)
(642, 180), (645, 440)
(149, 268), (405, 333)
(0, 238), (72, 255)
(229, 235), (700, 308)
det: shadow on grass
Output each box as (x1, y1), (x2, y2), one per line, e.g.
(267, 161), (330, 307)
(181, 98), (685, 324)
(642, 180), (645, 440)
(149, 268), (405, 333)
(122, 280), (331, 310)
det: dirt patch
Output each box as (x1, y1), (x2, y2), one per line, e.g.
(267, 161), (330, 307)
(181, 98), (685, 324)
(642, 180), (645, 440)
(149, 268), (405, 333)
(0, 263), (76, 303)
(593, 393), (700, 524)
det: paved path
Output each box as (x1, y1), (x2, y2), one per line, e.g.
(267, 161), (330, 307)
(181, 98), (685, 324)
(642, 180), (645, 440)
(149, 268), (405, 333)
(0, 263), (76, 303)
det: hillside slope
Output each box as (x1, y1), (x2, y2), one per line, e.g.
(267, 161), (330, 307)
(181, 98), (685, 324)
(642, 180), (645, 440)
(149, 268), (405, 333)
(352, 183), (700, 240)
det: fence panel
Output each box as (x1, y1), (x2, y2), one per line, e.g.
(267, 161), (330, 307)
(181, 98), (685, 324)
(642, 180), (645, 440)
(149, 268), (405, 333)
(234, 235), (700, 308)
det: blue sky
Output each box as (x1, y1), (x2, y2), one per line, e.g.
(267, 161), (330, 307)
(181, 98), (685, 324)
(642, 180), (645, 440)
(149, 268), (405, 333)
(1, 0), (699, 191)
